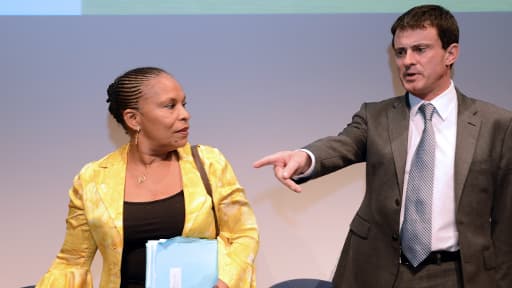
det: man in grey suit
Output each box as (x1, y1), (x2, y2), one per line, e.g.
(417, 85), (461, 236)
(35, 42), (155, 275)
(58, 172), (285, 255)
(254, 5), (512, 288)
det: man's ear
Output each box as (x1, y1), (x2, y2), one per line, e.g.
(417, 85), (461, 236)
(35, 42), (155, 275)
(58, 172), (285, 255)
(445, 43), (459, 67)
(123, 108), (140, 131)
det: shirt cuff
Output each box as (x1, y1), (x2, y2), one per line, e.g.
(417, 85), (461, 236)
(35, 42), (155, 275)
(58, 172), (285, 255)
(292, 149), (315, 180)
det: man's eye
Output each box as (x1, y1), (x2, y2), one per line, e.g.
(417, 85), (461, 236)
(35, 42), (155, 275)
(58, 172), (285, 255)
(414, 46), (427, 53)
(165, 103), (176, 109)
(395, 49), (405, 57)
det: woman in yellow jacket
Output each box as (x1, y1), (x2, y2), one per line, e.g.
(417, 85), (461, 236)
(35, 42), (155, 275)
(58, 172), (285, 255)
(37, 67), (259, 288)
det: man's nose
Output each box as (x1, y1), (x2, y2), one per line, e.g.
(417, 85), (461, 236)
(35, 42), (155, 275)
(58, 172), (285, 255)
(403, 50), (415, 65)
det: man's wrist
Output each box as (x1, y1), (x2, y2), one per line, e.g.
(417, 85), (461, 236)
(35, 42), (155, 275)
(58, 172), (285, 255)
(293, 149), (315, 179)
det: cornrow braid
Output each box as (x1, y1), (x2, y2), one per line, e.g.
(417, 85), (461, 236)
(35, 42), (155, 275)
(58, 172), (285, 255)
(107, 67), (167, 131)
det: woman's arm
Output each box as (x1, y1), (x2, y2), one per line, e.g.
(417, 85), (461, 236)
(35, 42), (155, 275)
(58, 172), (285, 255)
(204, 147), (259, 288)
(37, 170), (97, 288)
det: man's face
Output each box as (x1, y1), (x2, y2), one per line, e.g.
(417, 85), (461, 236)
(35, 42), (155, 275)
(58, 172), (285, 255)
(393, 26), (458, 100)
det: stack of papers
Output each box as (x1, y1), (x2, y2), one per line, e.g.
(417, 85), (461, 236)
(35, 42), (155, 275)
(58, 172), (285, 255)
(146, 236), (218, 288)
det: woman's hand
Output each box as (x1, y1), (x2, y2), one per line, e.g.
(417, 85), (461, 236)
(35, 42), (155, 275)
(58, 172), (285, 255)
(214, 279), (229, 288)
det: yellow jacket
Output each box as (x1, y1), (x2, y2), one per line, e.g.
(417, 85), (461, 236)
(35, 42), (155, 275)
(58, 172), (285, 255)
(37, 143), (259, 288)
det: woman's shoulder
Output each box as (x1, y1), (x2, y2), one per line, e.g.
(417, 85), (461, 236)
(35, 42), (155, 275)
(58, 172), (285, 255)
(195, 144), (222, 156)
(179, 143), (223, 158)
(77, 144), (129, 176)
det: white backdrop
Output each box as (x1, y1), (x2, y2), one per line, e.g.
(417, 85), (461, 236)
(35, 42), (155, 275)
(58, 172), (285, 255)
(1, 11), (511, 287)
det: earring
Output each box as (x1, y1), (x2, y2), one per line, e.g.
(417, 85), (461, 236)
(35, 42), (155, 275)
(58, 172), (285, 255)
(135, 127), (141, 145)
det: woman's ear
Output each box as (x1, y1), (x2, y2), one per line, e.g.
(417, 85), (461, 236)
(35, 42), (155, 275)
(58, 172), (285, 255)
(123, 108), (140, 132)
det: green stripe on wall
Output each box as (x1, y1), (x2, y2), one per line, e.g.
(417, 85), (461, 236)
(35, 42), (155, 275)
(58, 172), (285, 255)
(82, 0), (512, 15)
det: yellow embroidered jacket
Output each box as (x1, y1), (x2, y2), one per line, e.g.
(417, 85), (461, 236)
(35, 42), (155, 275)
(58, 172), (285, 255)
(37, 143), (259, 288)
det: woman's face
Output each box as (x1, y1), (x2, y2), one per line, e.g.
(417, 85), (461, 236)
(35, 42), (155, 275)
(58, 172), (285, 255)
(137, 73), (190, 152)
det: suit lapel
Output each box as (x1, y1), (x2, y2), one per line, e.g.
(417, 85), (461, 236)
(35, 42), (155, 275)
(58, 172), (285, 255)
(96, 144), (129, 237)
(454, 92), (480, 208)
(178, 143), (217, 238)
(388, 95), (410, 199)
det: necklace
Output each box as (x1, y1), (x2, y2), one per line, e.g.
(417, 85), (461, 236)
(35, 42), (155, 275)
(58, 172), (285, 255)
(129, 142), (156, 184)
(132, 147), (174, 184)
(136, 161), (155, 184)
(137, 174), (147, 184)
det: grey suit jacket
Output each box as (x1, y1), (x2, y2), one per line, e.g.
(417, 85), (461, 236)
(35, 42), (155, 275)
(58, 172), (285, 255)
(301, 91), (512, 288)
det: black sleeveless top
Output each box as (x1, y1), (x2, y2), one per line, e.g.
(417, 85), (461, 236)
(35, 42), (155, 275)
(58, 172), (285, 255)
(120, 191), (185, 288)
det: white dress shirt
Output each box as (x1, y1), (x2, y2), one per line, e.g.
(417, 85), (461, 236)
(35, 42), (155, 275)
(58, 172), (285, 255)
(401, 81), (459, 251)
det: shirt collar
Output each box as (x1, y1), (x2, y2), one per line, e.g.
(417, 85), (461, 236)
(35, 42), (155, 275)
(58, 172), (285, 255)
(408, 80), (457, 121)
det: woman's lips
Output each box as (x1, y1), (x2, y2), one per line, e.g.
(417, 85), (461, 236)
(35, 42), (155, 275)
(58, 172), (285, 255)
(176, 127), (189, 135)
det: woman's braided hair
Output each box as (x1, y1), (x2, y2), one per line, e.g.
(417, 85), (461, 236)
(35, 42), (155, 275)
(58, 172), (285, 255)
(107, 67), (167, 132)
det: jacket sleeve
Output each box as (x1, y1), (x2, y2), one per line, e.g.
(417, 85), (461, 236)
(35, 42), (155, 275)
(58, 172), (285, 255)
(303, 102), (369, 180)
(494, 118), (512, 288)
(202, 147), (259, 288)
(37, 169), (97, 288)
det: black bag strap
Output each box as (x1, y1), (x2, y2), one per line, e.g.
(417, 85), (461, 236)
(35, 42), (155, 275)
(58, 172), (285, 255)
(191, 144), (219, 237)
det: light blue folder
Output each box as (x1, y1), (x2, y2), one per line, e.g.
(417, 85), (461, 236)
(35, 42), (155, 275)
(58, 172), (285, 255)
(146, 236), (218, 288)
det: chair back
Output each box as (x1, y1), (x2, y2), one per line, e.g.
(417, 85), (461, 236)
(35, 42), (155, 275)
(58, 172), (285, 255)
(270, 278), (332, 288)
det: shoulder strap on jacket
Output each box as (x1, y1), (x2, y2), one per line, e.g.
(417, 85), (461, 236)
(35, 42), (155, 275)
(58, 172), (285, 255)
(191, 144), (219, 237)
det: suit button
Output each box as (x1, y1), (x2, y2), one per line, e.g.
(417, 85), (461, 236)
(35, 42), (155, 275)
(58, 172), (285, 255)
(392, 233), (399, 241)
(395, 198), (400, 207)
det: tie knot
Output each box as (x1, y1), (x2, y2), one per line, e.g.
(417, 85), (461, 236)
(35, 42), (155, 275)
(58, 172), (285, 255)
(419, 103), (435, 121)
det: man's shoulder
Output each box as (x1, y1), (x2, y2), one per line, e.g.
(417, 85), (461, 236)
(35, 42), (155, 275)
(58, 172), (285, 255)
(360, 94), (408, 115)
(364, 94), (407, 106)
(459, 92), (512, 119)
